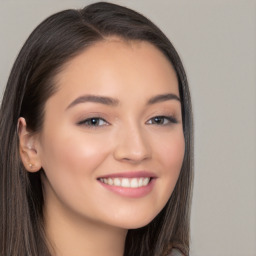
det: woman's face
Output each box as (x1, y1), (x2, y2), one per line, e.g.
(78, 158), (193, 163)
(36, 39), (185, 229)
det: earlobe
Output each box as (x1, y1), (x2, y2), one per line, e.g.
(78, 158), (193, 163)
(17, 117), (42, 172)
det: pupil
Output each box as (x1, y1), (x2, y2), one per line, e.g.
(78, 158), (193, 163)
(154, 117), (162, 124)
(91, 118), (98, 125)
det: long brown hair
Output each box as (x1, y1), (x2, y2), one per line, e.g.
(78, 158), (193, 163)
(0, 2), (193, 256)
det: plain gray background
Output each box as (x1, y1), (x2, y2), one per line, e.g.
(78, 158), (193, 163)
(0, 1), (255, 255)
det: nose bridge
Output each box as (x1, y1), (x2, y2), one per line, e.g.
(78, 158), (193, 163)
(114, 119), (151, 162)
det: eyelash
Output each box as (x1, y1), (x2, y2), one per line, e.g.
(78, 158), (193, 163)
(146, 116), (178, 125)
(78, 117), (109, 127)
(77, 115), (178, 128)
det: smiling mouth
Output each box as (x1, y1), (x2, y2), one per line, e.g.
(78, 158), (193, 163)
(98, 177), (153, 188)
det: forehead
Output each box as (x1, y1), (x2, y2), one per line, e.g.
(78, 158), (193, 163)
(51, 38), (179, 105)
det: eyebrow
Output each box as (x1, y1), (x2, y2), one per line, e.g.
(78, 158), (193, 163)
(147, 93), (180, 104)
(66, 95), (119, 110)
(66, 93), (180, 110)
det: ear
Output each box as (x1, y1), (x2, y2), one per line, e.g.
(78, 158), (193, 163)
(17, 117), (42, 172)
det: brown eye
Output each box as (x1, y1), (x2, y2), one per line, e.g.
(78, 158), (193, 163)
(78, 117), (108, 127)
(147, 116), (178, 125)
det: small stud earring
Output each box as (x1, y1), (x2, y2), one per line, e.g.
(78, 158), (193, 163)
(29, 163), (33, 168)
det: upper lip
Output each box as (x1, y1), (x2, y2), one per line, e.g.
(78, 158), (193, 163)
(97, 171), (157, 179)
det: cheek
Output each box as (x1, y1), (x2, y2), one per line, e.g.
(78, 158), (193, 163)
(38, 127), (114, 217)
(156, 129), (185, 168)
(155, 130), (185, 193)
(41, 128), (104, 165)
(165, 137), (185, 169)
(38, 127), (111, 190)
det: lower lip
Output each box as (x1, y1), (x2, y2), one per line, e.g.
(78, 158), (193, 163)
(98, 178), (156, 198)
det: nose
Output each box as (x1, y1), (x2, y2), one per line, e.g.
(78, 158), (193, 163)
(113, 124), (151, 163)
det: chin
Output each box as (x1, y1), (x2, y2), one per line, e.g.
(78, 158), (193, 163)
(110, 212), (159, 230)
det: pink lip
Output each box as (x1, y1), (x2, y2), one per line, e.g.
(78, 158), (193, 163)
(98, 179), (156, 198)
(97, 171), (157, 198)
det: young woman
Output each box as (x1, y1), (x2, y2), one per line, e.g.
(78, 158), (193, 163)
(0, 2), (193, 256)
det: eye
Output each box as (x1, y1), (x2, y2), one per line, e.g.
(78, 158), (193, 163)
(78, 117), (108, 127)
(147, 116), (178, 125)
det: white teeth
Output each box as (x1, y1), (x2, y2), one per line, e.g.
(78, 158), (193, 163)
(130, 178), (138, 188)
(142, 177), (150, 186)
(121, 178), (130, 187)
(100, 177), (151, 188)
(108, 178), (113, 185)
(113, 178), (121, 186)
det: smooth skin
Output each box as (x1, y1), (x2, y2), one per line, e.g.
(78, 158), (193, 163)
(18, 38), (185, 256)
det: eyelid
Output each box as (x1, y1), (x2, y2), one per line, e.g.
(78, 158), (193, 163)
(77, 117), (109, 127)
(146, 115), (178, 125)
